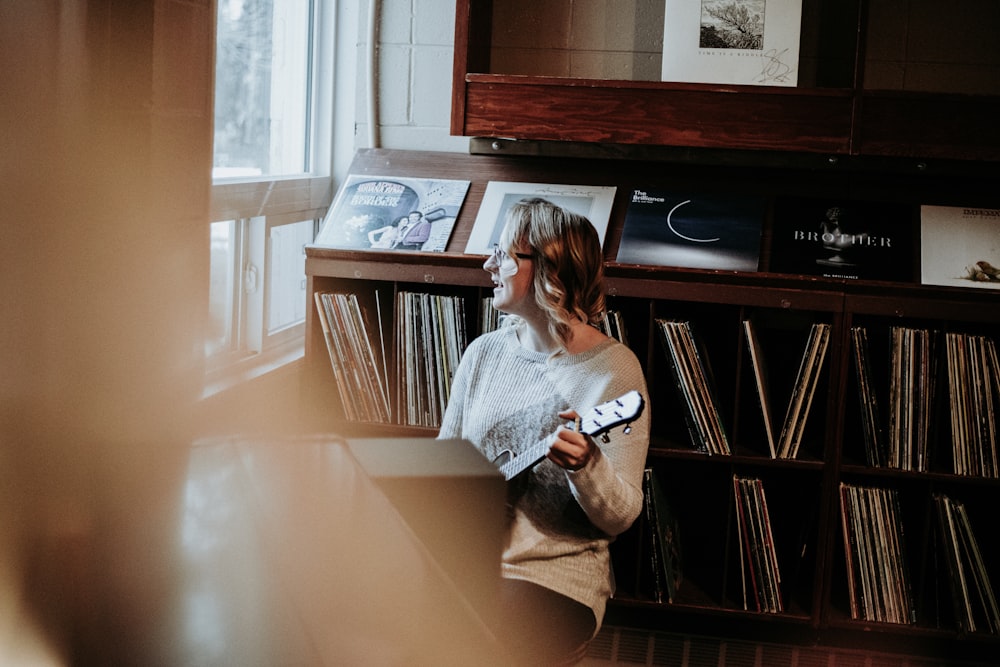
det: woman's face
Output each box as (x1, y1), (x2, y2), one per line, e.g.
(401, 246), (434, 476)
(484, 242), (534, 316)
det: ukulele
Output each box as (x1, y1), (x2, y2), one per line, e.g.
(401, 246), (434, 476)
(492, 390), (645, 481)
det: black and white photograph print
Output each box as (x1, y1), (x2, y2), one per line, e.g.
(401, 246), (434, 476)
(662, 0), (802, 86)
(699, 0), (765, 50)
(615, 188), (765, 271)
(313, 174), (471, 252)
(464, 181), (617, 255)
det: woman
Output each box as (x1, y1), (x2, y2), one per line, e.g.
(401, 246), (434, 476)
(439, 197), (650, 665)
(367, 216), (403, 249)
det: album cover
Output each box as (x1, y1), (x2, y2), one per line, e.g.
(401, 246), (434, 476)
(616, 188), (765, 271)
(662, 0), (803, 86)
(770, 199), (915, 281)
(314, 175), (471, 252)
(921, 205), (1000, 290)
(464, 181), (616, 255)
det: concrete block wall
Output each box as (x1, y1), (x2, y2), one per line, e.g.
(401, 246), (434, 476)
(864, 0), (1000, 94)
(354, 0), (471, 156)
(490, 0), (663, 81)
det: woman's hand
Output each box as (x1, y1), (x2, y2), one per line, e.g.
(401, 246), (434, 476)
(547, 409), (597, 471)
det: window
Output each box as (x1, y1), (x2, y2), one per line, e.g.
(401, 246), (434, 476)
(265, 219), (313, 336)
(206, 215), (318, 370)
(213, 0), (313, 179)
(207, 0), (334, 384)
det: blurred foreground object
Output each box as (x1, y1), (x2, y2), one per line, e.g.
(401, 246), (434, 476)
(175, 435), (507, 666)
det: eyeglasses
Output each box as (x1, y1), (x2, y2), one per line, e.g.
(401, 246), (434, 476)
(492, 243), (532, 266)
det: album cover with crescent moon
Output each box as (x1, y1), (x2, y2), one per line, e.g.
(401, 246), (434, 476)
(615, 188), (765, 271)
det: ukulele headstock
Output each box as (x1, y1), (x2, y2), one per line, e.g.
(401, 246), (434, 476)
(578, 389), (644, 440)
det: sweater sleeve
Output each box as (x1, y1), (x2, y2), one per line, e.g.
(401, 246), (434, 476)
(563, 347), (650, 537)
(566, 437), (645, 537)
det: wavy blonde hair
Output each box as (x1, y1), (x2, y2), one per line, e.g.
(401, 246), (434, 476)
(498, 197), (605, 350)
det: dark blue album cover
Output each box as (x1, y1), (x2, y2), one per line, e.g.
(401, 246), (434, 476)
(616, 188), (765, 271)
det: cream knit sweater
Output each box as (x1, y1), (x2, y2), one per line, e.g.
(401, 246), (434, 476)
(439, 324), (651, 629)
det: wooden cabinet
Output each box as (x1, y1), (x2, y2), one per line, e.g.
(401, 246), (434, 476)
(451, 0), (1000, 162)
(305, 149), (1000, 662)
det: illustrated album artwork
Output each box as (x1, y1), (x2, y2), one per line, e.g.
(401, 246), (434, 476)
(615, 188), (765, 271)
(313, 175), (471, 252)
(464, 181), (617, 255)
(770, 199), (915, 281)
(662, 0), (803, 86)
(920, 205), (1000, 290)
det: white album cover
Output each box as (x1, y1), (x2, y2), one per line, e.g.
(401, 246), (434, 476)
(662, 0), (803, 87)
(464, 181), (617, 256)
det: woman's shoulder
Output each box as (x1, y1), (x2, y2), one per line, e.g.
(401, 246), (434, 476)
(551, 334), (643, 377)
(592, 337), (644, 372)
(465, 325), (514, 355)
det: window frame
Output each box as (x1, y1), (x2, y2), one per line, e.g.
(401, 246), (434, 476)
(205, 0), (336, 394)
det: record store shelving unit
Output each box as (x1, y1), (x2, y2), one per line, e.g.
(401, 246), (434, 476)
(304, 147), (999, 662)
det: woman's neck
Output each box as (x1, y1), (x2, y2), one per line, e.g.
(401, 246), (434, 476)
(517, 317), (607, 356)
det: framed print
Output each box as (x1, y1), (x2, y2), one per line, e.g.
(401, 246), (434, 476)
(464, 181), (617, 255)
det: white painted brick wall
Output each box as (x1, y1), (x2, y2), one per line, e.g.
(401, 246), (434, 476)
(354, 0), (469, 156)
